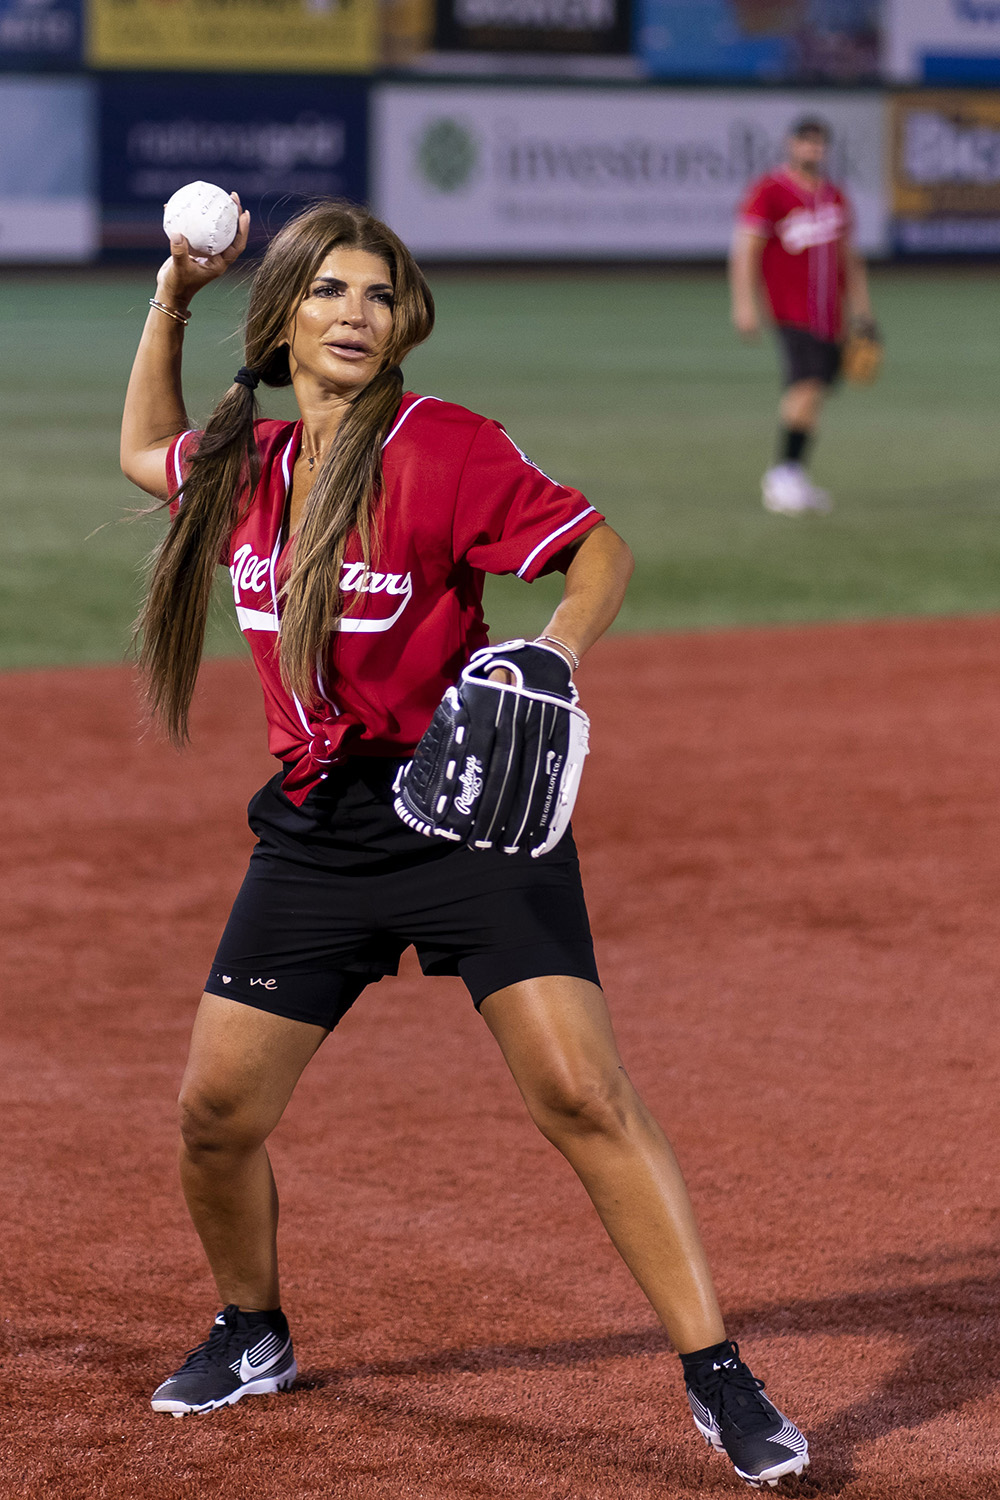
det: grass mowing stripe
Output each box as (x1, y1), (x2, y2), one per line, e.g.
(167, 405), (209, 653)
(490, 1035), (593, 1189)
(2, 268), (999, 669)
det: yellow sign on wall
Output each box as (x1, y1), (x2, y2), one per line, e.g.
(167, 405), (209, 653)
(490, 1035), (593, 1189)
(891, 90), (1000, 218)
(88, 0), (377, 72)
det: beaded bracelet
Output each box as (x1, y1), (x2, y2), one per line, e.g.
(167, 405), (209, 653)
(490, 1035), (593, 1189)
(149, 297), (191, 326)
(535, 634), (581, 672)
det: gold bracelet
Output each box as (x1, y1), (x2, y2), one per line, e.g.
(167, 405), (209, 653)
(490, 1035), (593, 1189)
(149, 297), (191, 326)
(535, 634), (580, 672)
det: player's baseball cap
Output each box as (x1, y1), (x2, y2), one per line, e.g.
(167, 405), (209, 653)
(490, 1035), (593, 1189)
(789, 116), (831, 141)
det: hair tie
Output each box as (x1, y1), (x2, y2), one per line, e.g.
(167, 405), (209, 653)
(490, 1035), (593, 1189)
(234, 366), (260, 390)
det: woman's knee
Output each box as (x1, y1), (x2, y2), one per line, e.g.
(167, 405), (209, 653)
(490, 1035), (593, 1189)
(178, 1081), (269, 1158)
(526, 1063), (639, 1145)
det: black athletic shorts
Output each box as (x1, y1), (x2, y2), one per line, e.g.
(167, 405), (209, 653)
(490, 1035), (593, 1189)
(776, 324), (842, 388)
(205, 758), (600, 1030)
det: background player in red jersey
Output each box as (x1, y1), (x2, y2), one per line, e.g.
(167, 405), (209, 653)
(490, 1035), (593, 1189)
(119, 198), (809, 1488)
(730, 117), (876, 515)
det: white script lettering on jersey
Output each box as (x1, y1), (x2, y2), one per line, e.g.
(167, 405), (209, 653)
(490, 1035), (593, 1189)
(229, 546), (413, 635)
(340, 561), (413, 598)
(231, 542), (274, 604)
(776, 203), (844, 255)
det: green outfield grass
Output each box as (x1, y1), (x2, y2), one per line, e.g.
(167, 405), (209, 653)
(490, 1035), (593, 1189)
(2, 266), (998, 670)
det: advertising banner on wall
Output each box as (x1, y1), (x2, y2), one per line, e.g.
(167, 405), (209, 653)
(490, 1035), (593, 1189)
(373, 85), (888, 258)
(89, 0), (376, 73)
(0, 78), (98, 261)
(384, 0), (434, 65)
(0, 0), (81, 67)
(100, 75), (368, 255)
(891, 90), (1000, 253)
(885, 0), (1000, 83)
(638, 0), (879, 82)
(434, 0), (630, 56)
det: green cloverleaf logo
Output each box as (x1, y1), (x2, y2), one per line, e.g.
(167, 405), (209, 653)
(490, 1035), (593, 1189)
(417, 118), (479, 193)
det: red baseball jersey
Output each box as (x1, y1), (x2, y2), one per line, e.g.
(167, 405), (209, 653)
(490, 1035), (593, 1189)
(739, 169), (851, 341)
(167, 393), (604, 805)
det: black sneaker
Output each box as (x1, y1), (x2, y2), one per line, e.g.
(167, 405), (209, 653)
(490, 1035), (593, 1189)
(150, 1305), (297, 1416)
(685, 1342), (809, 1489)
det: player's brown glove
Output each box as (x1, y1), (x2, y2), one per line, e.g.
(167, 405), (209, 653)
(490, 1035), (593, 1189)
(841, 317), (883, 385)
(393, 641), (590, 858)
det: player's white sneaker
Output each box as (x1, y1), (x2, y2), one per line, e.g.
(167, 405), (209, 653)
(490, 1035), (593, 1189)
(685, 1342), (810, 1489)
(150, 1305), (297, 1416)
(761, 463), (832, 515)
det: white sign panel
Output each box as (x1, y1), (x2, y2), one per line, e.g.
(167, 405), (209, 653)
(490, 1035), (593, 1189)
(0, 78), (98, 261)
(885, 0), (1000, 82)
(374, 86), (889, 259)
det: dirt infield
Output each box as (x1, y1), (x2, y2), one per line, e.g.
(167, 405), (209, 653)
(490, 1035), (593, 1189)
(3, 618), (1000, 1500)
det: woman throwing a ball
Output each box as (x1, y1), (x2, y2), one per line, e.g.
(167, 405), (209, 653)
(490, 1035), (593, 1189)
(120, 194), (808, 1490)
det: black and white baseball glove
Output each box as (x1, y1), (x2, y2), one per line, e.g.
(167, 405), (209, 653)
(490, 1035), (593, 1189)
(393, 640), (590, 858)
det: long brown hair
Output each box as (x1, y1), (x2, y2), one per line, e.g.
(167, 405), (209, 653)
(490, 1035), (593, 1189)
(137, 199), (435, 743)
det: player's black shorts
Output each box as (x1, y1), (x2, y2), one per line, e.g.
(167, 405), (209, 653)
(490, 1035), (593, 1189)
(776, 324), (842, 388)
(205, 758), (600, 1030)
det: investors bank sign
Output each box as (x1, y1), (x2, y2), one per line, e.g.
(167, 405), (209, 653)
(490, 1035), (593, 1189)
(373, 86), (888, 258)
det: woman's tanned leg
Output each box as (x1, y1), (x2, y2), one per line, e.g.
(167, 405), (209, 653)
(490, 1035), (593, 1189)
(177, 994), (328, 1309)
(480, 976), (725, 1354)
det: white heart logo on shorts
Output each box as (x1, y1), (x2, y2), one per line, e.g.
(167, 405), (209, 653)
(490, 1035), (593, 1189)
(223, 975), (232, 983)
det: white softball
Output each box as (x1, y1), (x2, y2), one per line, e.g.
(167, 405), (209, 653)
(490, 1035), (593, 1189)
(163, 181), (239, 256)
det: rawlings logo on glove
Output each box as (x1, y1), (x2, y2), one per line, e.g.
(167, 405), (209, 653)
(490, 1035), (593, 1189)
(455, 755), (485, 814)
(393, 640), (590, 858)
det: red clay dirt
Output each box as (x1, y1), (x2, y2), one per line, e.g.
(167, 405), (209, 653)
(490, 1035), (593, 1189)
(2, 618), (1000, 1500)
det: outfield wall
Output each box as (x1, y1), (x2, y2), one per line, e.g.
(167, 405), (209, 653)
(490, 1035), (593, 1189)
(2, 78), (999, 263)
(373, 85), (889, 259)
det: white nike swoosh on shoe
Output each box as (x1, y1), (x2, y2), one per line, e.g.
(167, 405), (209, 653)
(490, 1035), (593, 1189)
(238, 1334), (292, 1385)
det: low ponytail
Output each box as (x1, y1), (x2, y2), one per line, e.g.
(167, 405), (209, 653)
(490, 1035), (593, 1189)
(135, 199), (434, 742)
(136, 379), (259, 744)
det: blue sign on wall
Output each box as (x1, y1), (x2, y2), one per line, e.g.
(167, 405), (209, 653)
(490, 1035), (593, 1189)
(0, 0), (81, 67)
(637, 0), (879, 82)
(100, 74), (369, 257)
(638, 0), (790, 78)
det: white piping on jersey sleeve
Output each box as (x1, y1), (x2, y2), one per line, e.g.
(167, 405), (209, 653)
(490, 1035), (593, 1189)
(491, 426), (598, 578)
(496, 426), (559, 484)
(171, 428), (197, 500)
(516, 507), (597, 580)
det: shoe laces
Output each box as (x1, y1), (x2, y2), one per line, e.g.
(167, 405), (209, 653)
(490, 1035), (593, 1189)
(689, 1343), (775, 1436)
(175, 1305), (242, 1373)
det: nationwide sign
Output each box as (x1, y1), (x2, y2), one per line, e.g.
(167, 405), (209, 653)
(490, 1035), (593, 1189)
(891, 89), (1000, 252)
(373, 85), (888, 258)
(100, 74), (368, 254)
